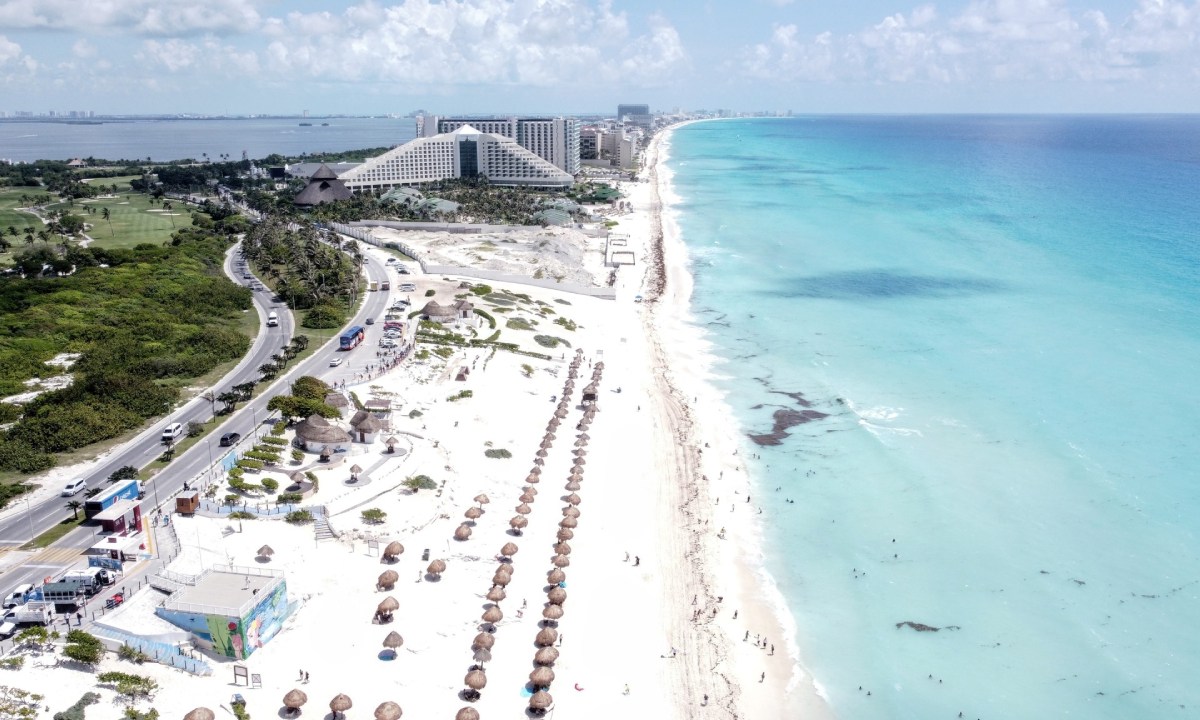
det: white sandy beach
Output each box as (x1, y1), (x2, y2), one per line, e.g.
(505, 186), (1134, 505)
(2, 123), (831, 720)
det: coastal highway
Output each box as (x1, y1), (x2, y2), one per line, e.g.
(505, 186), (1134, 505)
(0, 244), (392, 593)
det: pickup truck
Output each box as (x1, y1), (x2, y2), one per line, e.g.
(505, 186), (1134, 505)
(0, 602), (54, 635)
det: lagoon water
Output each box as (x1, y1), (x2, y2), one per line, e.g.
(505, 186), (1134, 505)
(0, 117), (415, 163)
(665, 116), (1200, 719)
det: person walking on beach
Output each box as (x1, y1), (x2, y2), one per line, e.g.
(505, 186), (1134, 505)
(634, 556), (640, 566)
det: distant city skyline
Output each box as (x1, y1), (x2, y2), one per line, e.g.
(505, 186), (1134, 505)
(0, 0), (1197, 114)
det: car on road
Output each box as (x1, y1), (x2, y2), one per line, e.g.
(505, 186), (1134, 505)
(242, 273), (252, 280)
(329, 357), (345, 367)
(219, 432), (242, 447)
(385, 257), (396, 264)
(161, 422), (184, 443)
(61, 478), (87, 496)
(380, 340), (397, 349)
(397, 267), (410, 274)
(365, 318), (375, 325)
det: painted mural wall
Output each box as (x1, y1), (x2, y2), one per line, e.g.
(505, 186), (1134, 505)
(157, 579), (290, 659)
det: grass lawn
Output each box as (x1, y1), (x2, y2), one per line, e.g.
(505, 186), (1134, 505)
(22, 514), (86, 550)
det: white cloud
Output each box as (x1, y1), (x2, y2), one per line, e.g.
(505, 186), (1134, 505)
(739, 0), (1200, 85)
(252, 0), (686, 88)
(72, 39), (96, 58)
(0, 0), (262, 36)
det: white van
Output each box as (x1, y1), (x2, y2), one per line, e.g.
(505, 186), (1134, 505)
(61, 478), (87, 496)
(3, 584), (33, 609)
(161, 422), (184, 444)
(267, 311), (279, 327)
(398, 283), (416, 292)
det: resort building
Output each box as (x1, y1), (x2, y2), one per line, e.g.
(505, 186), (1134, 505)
(340, 126), (573, 192)
(420, 299), (474, 323)
(155, 565), (290, 660)
(293, 414), (352, 455)
(617, 103), (653, 130)
(418, 115), (580, 175)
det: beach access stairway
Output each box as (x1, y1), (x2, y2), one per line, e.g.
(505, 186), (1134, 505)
(313, 505), (337, 541)
(90, 624), (213, 676)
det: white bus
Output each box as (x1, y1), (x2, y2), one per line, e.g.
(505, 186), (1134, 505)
(267, 311), (279, 327)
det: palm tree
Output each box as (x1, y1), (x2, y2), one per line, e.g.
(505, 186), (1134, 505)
(23, 227), (34, 246)
(101, 207), (113, 237)
(65, 500), (83, 520)
(162, 201), (175, 228)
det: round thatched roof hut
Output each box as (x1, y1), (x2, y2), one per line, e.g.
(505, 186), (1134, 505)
(420, 301), (457, 321)
(295, 414), (351, 449)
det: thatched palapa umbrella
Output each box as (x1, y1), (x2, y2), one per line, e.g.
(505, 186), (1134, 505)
(562, 506), (580, 518)
(535, 627), (558, 647)
(474, 494), (490, 508)
(565, 480), (581, 492)
(542, 604), (563, 624)
(570, 463), (585, 474)
(533, 457), (545, 466)
(377, 596), (399, 613)
(382, 631), (404, 657)
(282, 689), (308, 712)
(501, 542), (519, 558)
(553, 541), (572, 555)
(465, 506), (482, 521)
(456, 707), (480, 720)
(529, 691), (553, 712)
(568, 472), (584, 483)
(472, 632), (495, 650)
(529, 466), (543, 475)
(554, 408), (568, 419)
(547, 586), (567, 605)
(183, 709), (214, 720)
(377, 569), (399, 590)
(523, 485), (538, 496)
(516, 503), (532, 515)
(373, 701), (402, 720)
(558, 517), (577, 529)
(454, 524), (472, 541)
(486, 586), (507, 602)
(529, 666), (555, 687)
(383, 541), (404, 562)
(572, 448), (588, 457)
(495, 563), (514, 577)
(491, 571), (511, 587)
(427, 559), (447, 577)
(534, 646), (559, 665)
(535, 448), (548, 458)
(481, 605), (503, 625)
(525, 473), (540, 484)
(556, 528), (573, 542)
(350, 464), (363, 480)
(565, 493), (581, 506)
(256, 545), (275, 561)
(547, 568), (566, 585)
(551, 554), (570, 568)
(473, 647), (492, 667)
(385, 436), (399, 453)
(465, 669), (487, 690)
(510, 516), (528, 532)
(329, 694), (353, 719)
(519, 491), (536, 504)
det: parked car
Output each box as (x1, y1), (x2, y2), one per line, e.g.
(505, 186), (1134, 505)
(61, 478), (87, 496)
(365, 318), (375, 325)
(219, 432), (241, 447)
(161, 422), (184, 443)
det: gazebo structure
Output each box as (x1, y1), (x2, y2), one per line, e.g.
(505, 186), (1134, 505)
(419, 299), (474, 324)
(294, 164), (353, 206)
(293, 414), (352, 455)
(350, 410), (384, 443)
(324, 392), (350, 417)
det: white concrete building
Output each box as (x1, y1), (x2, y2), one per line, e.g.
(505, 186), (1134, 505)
(339, 125), (573, 191)
(421, 115), (580, 176)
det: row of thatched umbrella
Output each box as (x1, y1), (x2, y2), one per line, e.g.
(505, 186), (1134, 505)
(279, 690), (403, 720)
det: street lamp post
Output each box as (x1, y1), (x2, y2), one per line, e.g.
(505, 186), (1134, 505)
(205, 438), (215, 489)
(24, 498), (35, 542)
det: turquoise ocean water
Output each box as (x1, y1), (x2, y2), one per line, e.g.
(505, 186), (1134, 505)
(665, 116), (1200, 719)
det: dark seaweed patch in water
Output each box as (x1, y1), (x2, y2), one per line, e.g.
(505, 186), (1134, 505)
(776, 270), (1004, 300)
(747, 408), (829, 446)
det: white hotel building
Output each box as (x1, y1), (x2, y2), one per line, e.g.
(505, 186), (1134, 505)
(418, 115), (581, 176)
(339, 125), (574, 192)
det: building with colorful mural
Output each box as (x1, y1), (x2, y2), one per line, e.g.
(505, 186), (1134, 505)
(155, 565), (290, 659)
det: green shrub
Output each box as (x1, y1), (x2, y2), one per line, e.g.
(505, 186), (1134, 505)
(534, 335), (570, 349)
(424, 289), (436, 297)
(408, 409), (423, 418)
(413, 348), (430, 361)
(261, 478), (279, 492)
(432, 346), (454, 359)
(236, 458), (263, 471)
(53, 692), (99, 720)
(271, 420), (287, 436)
(469, 284), (493, 296)
(302, 303), (347, 329)
(291, 449), (304, 464)
(227, 467), (244, 479)
(63, 630), (104, 665)
(0, 656), (25, 669)
(227, 511), (256, 520)
(361, 508), (387, 524)
(124, 708), (160, 720)
(521, 364), (534, 377)
(482, 330), (500, 343)
(186, 421), (205, 437)
(243, 450), (280, 463)
(259, 435), (288, 447)
(484, 448), (512, 459)
(97, 671), (158, 699)
(285, 510), (314, 524)
(446, 390), (473, 402)
(402, 475), (436, 492)
(118, 645), (148, 664)
(506, 317), (535, 331)
(277, 492), (303, 504)
(553, 317), (577, 331)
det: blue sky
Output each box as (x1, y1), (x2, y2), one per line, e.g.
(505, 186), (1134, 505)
(0, 0), (1197, 114)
